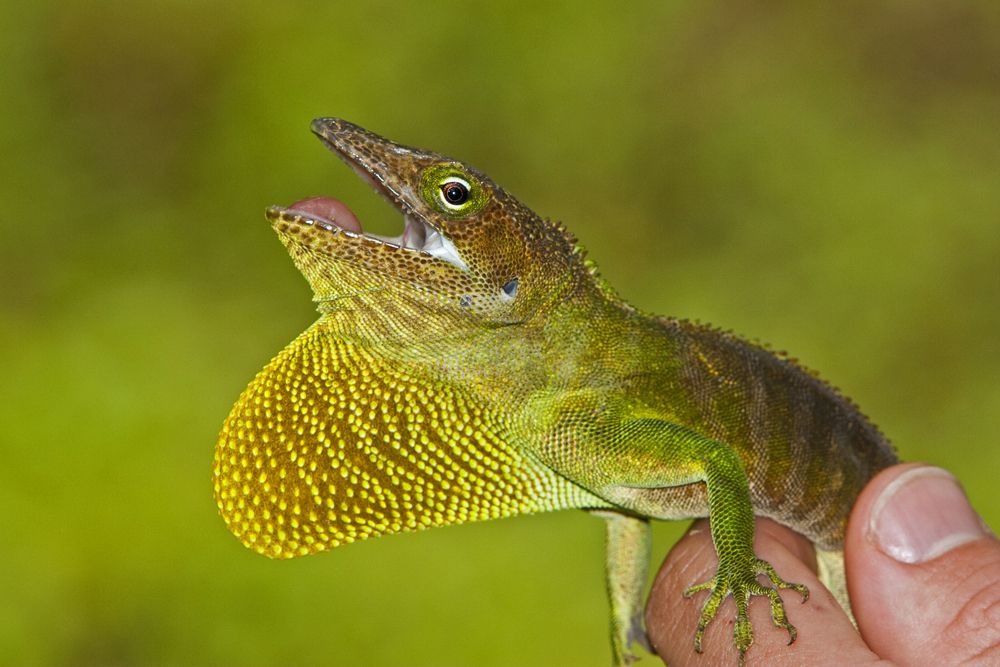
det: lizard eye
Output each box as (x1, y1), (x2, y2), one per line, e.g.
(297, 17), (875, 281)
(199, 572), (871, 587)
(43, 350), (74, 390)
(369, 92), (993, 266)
(420, 164), (489, 217)
(438, 178), (471, 209)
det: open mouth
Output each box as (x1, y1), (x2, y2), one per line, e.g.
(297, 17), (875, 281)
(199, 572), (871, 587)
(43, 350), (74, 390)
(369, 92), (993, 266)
(267, 197), (468, 271)
(265, 121), (468, 272)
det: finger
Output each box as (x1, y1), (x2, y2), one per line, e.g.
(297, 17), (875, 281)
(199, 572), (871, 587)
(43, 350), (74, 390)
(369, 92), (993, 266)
(846, 463), (1000, 665)
(646, 517), (881, 666)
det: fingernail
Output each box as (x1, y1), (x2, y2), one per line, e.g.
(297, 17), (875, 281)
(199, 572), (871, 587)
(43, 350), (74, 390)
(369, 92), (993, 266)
(869, 466), (987, 564)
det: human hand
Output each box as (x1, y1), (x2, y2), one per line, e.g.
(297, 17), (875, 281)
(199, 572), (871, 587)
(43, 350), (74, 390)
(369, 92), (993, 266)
(645, 463), (1000, 665)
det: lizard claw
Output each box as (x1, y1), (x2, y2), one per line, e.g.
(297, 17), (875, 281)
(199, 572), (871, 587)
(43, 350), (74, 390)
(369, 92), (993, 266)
(684, 557), (809, 665)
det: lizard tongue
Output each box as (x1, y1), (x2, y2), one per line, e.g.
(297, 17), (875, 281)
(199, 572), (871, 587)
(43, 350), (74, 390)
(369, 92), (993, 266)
(287, 196), (363, 234)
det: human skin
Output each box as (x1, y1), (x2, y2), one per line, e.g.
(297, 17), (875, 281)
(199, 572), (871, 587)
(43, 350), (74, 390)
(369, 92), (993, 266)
(646, 463), (1000, 665)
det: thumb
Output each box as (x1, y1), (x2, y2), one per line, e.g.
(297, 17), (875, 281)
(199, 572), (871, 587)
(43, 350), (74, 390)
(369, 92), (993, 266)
(846, 463), (1000, 665)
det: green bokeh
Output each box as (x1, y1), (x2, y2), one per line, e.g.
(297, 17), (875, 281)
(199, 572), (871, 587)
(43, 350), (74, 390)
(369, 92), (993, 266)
(2, 2), (998, 665)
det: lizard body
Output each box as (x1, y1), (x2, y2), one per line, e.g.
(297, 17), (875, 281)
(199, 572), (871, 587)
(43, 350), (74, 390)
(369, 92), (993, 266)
(214, 118), (897, 665)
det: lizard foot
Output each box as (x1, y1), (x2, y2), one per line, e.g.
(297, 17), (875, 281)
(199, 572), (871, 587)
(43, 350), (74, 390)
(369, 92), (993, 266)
(683, 557), (808, 666)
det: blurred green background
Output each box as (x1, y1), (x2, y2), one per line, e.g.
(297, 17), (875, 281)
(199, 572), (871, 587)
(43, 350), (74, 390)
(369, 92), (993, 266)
(2, 2), (999, 665)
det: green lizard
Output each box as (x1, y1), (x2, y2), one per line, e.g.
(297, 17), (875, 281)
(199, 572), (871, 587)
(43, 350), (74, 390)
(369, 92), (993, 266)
(214, 118), (897, 666)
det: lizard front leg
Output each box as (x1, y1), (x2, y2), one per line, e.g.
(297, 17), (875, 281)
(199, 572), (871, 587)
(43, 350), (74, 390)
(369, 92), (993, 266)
(677, 439), (809, 666)
(532, 411), (809, 666)
(589, 510), (652, 667)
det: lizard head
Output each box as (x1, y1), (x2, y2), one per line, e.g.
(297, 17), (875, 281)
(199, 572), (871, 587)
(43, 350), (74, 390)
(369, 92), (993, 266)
(268, 118), (582, 334)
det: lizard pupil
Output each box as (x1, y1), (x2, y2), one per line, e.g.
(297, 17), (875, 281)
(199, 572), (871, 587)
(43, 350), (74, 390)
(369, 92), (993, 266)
(441, 182), (469, 205)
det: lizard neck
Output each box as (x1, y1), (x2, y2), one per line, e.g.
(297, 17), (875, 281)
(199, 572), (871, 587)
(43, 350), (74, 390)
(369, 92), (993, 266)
(315, 265), (651, 403)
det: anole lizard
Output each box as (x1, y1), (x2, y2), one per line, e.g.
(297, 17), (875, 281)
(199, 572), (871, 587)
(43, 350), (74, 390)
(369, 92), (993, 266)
(214, 118), (897, 666)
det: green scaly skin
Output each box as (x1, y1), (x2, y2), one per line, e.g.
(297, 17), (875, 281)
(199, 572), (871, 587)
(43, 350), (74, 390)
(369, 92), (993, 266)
(214, 118), (898, 666)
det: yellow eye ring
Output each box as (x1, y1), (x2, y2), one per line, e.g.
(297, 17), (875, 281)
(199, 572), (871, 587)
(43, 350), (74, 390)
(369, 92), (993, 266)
(420, 164), (489, 218)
